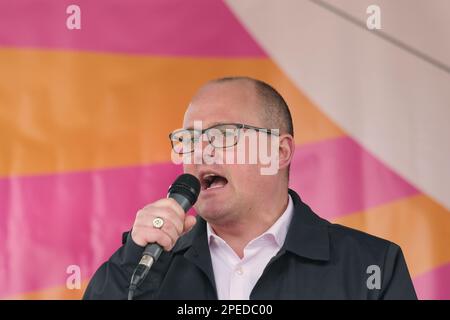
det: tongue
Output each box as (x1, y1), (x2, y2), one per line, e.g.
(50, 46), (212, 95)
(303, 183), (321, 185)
(209, 176), (227, 189)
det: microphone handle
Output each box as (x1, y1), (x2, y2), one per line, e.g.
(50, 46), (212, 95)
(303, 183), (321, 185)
(168, 192), (193, 212)
(128, 192), (195, 299)
(141, 192), (193, 263)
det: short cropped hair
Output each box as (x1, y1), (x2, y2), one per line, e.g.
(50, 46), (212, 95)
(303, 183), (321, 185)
(211, 77), (294, 137)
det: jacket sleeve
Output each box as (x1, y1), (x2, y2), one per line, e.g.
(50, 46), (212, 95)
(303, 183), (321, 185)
(380, 243), (418, 300)
(83, 232), (144, 300)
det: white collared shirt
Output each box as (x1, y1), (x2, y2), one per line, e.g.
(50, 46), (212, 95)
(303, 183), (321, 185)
(206, 195), (294, 300)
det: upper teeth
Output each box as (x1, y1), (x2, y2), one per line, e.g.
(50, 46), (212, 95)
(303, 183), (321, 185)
(203, 173), (217, 181)
(202, 173), (218, 188)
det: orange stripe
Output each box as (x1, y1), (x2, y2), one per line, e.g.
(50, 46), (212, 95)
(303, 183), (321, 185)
(0, 48), (344, 177)
(4, 281), (88, 300)
(333, 194), (450, 277)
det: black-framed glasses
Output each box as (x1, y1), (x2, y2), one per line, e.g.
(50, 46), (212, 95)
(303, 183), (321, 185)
(169, 123), (279, 154)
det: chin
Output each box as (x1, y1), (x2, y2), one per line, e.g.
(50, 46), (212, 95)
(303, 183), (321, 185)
(195, 203), (230, 223)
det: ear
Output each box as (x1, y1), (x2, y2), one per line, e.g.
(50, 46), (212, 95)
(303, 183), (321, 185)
(278, 134), (295, 171)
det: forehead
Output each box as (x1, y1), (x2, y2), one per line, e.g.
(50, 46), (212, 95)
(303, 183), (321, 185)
(183, 81), (263, 128)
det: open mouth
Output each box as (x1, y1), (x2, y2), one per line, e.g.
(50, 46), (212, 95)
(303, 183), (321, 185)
(200, 173), (229, 191)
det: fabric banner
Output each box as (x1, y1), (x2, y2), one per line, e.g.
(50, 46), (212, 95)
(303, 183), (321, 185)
(0, 0), (449, 299)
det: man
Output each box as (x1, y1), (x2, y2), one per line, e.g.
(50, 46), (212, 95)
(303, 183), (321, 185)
(83, 77), (417, 299)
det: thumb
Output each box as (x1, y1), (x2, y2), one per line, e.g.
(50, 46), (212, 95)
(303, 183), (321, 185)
(182, 215), (197, 235)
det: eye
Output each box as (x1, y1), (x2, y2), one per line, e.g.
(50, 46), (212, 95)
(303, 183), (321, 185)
(221, 129), (236, 136)
(172, 130), (200, 143)
(182, 136), (199, 144)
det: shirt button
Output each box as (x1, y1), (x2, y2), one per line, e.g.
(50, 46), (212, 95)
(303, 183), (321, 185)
(235, 267), (243, 275)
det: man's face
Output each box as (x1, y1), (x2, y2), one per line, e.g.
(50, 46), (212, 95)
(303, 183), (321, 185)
(181, 81), (278, 224)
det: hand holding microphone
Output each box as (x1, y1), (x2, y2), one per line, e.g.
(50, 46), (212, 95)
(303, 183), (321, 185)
(128, 174), (201, 300)
(131, 198), (196, 251)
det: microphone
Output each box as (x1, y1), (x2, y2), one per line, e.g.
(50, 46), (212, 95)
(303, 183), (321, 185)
(128, 173), (201, 300)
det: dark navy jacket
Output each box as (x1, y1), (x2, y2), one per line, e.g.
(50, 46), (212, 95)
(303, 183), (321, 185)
(83, 189), (417, 300)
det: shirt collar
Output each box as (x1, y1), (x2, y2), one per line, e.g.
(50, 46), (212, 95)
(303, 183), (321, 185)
(206, 194), (294, 248)
(173, 189), (330, 262)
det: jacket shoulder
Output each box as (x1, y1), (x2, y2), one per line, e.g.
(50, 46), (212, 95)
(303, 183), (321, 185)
(329, 223), (393, 247)
(327, 222), (400, 262)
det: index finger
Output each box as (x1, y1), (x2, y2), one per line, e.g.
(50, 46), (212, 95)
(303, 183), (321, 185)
(151, 198), (186, 219)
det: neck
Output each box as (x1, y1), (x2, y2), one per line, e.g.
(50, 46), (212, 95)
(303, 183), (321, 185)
(209, 187), (289, 258)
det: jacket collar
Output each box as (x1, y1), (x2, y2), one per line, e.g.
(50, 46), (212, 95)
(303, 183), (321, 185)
(283, 189), (330, 261)
(173, 189), (330, 262)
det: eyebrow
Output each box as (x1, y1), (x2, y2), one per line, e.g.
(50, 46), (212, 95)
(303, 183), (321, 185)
(185, 122), (227, 130)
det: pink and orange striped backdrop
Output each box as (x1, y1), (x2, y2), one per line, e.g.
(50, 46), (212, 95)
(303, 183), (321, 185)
(1, 0), (449, 299)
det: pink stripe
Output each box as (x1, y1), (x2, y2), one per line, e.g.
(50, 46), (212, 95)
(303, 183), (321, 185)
(413, 263), (450, 299)
(289, 136), (419, 220)
(0, 136), (420, 297)
(0, 0), (265, 57)
(0, 163), (183, 298)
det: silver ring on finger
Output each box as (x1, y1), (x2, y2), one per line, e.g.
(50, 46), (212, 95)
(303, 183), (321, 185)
(152, 217), (165, 229)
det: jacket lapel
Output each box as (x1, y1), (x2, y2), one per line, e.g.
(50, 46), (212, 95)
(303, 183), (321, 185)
(173, 216), (218, 298)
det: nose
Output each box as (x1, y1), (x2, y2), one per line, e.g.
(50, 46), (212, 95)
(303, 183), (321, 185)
(192, 133), (216, 164)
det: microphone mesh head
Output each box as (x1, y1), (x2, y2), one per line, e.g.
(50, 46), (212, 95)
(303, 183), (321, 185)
(168, 174), (201, 205)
